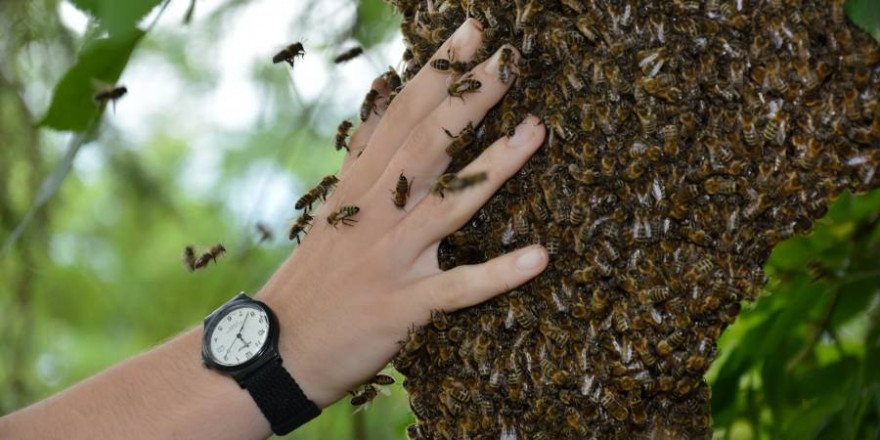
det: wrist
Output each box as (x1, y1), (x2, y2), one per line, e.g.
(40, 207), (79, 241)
(257, 281), (337, 409)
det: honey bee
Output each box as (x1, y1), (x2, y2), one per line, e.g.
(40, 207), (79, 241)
(635, 107), (657, 137)
(194, 244), (226, 269)
(350, 385), (378, 406)
(448, 74), (482, 101)
(93, 86), (127, 109)
(391, 172), (412, 209)
(327, 206), (360, 227)
(601, 392), (629, 422)
(183, 245), (197, 271)
(431, 171), (488, 198)
(334, 120), (353, 152)
(509, 296), (537, 328)
(287, 213), (313, 244)
(371, 374), (395, 386)
(360, 89), (379, 122)
(333, 46), (363, 64)
(272, 42), (305, 67)
(639, 286), (671, 304)
(657, 330), (685, 356)
(443, 122), (475, 158)
(704, 176), (738, 195)
(255, 222), (273, 243)
(497, 46), (516, 84)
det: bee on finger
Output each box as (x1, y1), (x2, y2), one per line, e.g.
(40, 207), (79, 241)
(497, 46), (516, 84)
(194, 244), (226, 269)
(272, 42), (305, 67)
(288, 213), (313, 244)
(333, 46), (363, 64)
(448, 74), (482, 102)
(392, 172), (412, 209)
(327, 206), (360, 227)
(335, 120), (353, 152)
(443, 122), (476, 158)
(431, 171), (488, 198)
(360, 89), (379, 122)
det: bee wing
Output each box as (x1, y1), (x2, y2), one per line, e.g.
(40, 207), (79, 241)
(377, 386), (392, 396)
(352, 402), (371, 413)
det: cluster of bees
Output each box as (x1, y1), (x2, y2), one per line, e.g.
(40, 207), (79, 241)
(383, 0), (880, 439)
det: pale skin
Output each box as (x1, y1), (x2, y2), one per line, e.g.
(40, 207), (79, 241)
(0, 19), (548, 440)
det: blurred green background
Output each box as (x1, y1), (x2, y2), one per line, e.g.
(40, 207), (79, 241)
(1, 1), (879, 439)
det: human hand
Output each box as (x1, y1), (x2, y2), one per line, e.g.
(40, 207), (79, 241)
(257, 18), (548, 408)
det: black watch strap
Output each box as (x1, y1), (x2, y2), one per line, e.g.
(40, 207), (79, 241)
(239, 359), (321, 435)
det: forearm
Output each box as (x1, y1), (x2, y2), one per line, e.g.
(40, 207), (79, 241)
(0, 328), (270, 440)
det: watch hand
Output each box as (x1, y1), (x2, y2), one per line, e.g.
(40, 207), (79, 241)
(237, 313), (250, 336)
(226, 338), (237, 357)
(237, 342), (251, 352)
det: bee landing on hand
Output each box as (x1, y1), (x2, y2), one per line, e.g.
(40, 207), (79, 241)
(392, 172), (412, 209)
(335, 120), (354, 152)
(431, 171), (489, 199)
(272, 42), (305, 67)
(327, 206), (360, 227)
(447, 74), (482, 102)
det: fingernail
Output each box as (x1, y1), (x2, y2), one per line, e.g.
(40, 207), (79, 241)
(509, 115), (541, 148)
(516, 246), (547, 272)
(452, 19), (481, 47)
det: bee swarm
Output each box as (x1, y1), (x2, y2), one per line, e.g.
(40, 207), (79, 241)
(388, 1), (880, 439)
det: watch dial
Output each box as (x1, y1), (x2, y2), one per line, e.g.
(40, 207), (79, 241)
(208, 305), (270, 366)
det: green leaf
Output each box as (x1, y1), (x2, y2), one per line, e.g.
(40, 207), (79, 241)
(39, 30), (144, 132)
(354, 0), (398, 48)
(69, 0), (165, 36)
(846, 0), (880, 44)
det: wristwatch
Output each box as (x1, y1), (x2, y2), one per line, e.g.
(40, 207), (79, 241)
(201, 292), (320, 434)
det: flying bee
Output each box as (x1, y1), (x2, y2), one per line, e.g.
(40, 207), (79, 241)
(333, 46), (363, 64)
(360, 89), (379, 122)
(255, 222), (273, 243)
(448, 74), (482, 101)
(392, 171), (412, 209)
(335, 120), (353, 152)
(327, 206), (360, 227)
(183, 245), (197, 271)
(497, 46), (515, 84)
(194, 244), (226, 269)
(431, 171), (488, 198)
(443, 122), (476, 158)
(287, 213), (313, 243)
(93, 85), (127, 111)
(272, 42), (305, 67)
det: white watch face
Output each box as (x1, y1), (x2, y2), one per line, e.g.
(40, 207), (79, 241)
(208, 305), (271, 367)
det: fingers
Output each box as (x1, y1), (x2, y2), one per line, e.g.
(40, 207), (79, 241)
(402, 115), (545, 247)
(375, 45), (521, 203)
(341, 77), (390, 175)
(413, 245), (548, 312)
(342, 19), (484, 199)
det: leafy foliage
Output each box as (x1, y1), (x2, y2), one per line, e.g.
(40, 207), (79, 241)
(846, 0), (880, 43)
(39, 30), (144, 131)
(710, 190), (880, 439)
(68, 0), (165, 36)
